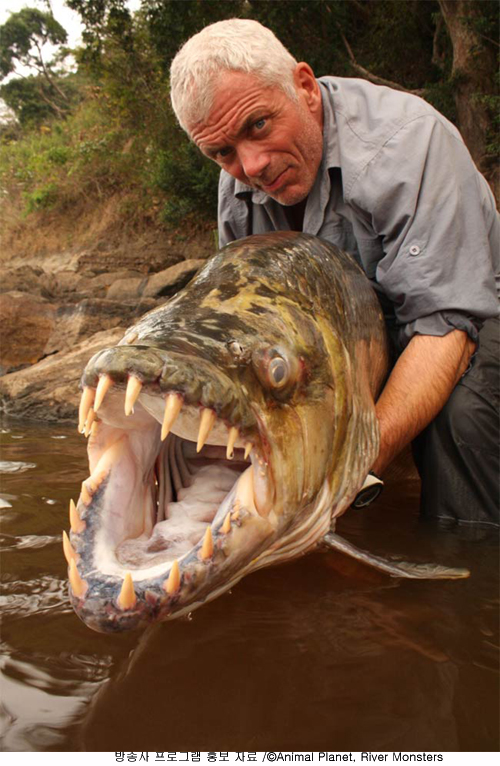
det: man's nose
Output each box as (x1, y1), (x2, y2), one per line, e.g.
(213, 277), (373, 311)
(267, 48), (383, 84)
(238, 143), (270, 179)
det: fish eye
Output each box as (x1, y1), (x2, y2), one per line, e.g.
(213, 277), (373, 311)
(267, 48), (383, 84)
(268, 356), (289, 388)
(252, 346), (298, 396)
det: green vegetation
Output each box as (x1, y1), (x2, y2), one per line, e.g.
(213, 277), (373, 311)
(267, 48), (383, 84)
(0, 0), (498, 241)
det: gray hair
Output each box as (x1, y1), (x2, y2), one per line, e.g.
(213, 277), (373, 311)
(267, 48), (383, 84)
(170, 18), (298, 133)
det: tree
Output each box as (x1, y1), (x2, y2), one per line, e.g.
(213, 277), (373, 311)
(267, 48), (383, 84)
(439, 0), (499, 196)
(1, 74), (59, 125)
(66, 0), (133, 66)
(0, 7), (70, 119)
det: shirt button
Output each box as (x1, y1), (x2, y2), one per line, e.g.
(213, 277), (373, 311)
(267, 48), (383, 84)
(409, 245), (421, 256)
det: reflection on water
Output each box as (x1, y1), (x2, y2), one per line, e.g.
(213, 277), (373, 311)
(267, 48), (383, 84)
(0, 420), (498, 751)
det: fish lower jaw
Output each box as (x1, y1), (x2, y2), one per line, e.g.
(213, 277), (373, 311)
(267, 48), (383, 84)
(90, 463), (273, 580)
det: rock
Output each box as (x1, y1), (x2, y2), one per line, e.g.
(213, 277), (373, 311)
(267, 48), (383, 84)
(0, 230), (213, 421)
(0, 291), (56, 375)
(70, 271), (146, 300)
(54, 270), (86, 295)
(89, 270), (145, 289)
(0, 328), (126, 422)
(43, 297), (158, 355)
(0, 266), (57, 299)
(142, 259), (206, 298)
(106, 276), (147, 301)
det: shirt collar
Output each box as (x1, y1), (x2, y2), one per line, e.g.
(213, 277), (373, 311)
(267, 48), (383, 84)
(234, 80), (340, 205)
(318, 79), (340, 171)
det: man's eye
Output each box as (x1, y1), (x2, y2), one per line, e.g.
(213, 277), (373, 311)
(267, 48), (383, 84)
(254, 118), (266, 130)
(218, 147), (232, 159)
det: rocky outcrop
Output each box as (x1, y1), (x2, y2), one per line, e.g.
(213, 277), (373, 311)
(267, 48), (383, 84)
(142, 259), (206, 298)
(0, 292), (56, 374)
(43, 297), (157, 356)
(0, 265), (58, 299)
(0, 238), (212, 422)
(0, 328), (125, 422)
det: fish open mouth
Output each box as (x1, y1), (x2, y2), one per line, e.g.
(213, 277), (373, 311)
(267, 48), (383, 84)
(65, 345), (278, 632)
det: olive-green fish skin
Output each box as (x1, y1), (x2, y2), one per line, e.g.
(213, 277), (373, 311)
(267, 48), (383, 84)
(69, 233), (394, 633)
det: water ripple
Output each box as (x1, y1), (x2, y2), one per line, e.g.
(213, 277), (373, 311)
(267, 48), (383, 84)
(0, 576), (70, 619)
(0, 533), (60, 552)
(0, 649), (108, 751)
(0, 461), (37, 474)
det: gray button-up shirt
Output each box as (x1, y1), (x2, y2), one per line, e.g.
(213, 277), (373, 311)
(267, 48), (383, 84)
(218, 76), (500, 348)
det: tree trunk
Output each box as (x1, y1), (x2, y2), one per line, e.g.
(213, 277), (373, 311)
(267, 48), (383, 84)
(439, 0), (498, 201)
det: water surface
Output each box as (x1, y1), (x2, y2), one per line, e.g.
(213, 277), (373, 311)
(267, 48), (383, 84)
(0, 421), (498, 751)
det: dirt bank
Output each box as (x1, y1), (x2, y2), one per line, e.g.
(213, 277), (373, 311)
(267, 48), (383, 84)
(0, 202), (216, 422)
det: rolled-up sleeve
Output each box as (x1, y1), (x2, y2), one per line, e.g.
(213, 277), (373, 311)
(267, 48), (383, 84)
(353, 115), (499, 347)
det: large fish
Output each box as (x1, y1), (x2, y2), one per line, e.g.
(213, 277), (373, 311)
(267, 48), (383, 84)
(66, 232), (468, 633)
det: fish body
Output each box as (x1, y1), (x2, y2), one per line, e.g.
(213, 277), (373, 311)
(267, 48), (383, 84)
(68, 232), (468, 634)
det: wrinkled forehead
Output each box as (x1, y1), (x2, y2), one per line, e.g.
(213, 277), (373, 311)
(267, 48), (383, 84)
(188, 69), (291, 142)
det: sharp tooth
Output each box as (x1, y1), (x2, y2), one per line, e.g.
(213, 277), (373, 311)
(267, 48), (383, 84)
(90, 420), (99, 437)
(90, 468), (107, 489)
(239, 463), (270, 517)
(244, 442), (252, 460)
(222, 512), (231, 534)
(89, 436), (126, 486)
(69, 560), (87, 598)
(197, 408), (216, 453)
(232, 499), (241, 520)
(236, 466), (256, 512)
(117, 572), (137, 610)
(80, 481), (92, 506)
(62, 530), (76, 564)
(69, 499), (85, 533)
(164, 560), (180, 595)
(161, 393), (183, 441)
(125, 331), (138, 344)
(94, 374), (113, 412)
(125, 376), (142, 416)
(78, 387), (95, 433)
(226, 426), (238, 460)
(84, 408), (96, 437)
(200, 526), (213, 560)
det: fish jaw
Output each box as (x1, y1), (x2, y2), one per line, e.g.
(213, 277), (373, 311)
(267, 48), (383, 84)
(70, 353), (285, 632)
(68, 341), (349, 634)
(68, 350), (376, 634)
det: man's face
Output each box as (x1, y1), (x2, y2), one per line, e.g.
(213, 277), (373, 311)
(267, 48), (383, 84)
(189, 66), (324, 206)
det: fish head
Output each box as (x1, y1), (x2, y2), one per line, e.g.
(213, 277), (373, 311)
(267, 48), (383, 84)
(67, 233), (386, 632)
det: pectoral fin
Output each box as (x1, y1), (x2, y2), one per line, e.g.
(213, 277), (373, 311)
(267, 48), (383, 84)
(322, 532), (470, 580)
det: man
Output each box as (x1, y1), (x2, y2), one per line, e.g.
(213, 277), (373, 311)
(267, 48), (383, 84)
(170, 18), (499, 525)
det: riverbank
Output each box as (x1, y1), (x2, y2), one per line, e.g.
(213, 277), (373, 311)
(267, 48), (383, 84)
(0, 203), (216, 422)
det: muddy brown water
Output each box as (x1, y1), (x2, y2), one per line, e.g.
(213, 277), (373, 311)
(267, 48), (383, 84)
(0, 420), (498, 752)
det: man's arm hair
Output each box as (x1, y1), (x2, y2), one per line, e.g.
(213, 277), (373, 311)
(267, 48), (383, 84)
(372, 329), (475, 475)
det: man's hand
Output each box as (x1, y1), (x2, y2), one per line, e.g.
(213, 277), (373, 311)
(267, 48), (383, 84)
(372, 330), (476, 475)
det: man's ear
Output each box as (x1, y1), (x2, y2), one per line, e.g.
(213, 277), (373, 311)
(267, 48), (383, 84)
(293, 62), (322, 113)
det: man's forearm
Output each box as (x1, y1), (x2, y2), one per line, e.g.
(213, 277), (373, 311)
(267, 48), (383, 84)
(372, 330), (476, 475)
